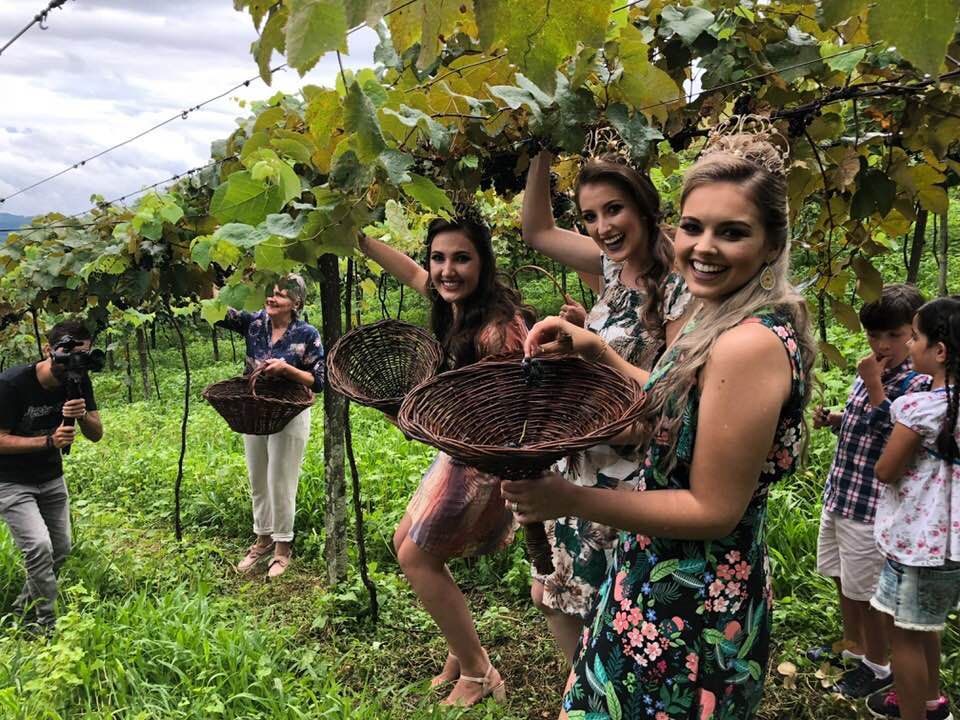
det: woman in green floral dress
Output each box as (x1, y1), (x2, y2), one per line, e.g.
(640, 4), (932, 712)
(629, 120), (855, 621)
(507, 124), (817, 718)
(522, 150), (692, 662)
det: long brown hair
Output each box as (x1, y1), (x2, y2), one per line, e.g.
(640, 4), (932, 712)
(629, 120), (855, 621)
(423, 217), (535, 368)
(574, 157), (674, 327)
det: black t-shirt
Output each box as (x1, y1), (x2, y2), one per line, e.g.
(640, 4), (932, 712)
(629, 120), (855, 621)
(0, 363), (97, 484)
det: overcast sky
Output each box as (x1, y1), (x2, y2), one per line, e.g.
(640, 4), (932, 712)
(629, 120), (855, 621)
(0, 0), (378, 218)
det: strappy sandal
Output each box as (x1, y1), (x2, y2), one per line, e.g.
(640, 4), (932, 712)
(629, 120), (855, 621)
(267, 554), (291, 578)
(236, 542), (274, 573)
(440, 664), (506, 707)
(430, 653), (460, 688)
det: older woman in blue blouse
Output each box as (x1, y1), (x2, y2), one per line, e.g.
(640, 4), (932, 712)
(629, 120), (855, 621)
(219, 274), (324, 578)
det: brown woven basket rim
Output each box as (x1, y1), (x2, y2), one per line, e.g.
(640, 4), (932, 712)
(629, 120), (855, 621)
(201, 376), (315, 405)
(326, 319), (444, 409)
(396, 356), (646, 461)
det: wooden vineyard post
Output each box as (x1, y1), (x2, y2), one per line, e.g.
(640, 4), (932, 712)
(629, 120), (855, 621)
(164, 299), (190, 542)
(319, 254), (348, 583)
(135, 326), (150, 401)
(211, 325), (220, 362)
(937, 204), (949, 297)
(906, 206), (927, 284)
(343, 258), (378, 622)
(123, 336), (134, 403)
(30, 309), (42, 360)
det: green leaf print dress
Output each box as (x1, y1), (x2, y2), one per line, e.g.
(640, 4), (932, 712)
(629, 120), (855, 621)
(562, 309), (807, 720)
(535, 256), (691, 618)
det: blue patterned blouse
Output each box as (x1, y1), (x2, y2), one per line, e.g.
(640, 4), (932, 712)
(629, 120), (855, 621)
(220, 309), (325, 392)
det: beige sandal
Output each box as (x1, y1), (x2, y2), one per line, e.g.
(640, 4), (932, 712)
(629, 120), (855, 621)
(430, 653), (460, 689)
(440, 664), (506, 706)
(236, 542), (274, 573)
(267, 554), (291, 578)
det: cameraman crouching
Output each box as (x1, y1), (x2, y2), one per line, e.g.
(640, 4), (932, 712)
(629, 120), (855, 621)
(0, 320), (103, 632)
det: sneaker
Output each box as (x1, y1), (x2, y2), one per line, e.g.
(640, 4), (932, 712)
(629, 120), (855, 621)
(867, 689), (954, 720)
(236, 542), (274, 573)
(831, 661), (893, 699)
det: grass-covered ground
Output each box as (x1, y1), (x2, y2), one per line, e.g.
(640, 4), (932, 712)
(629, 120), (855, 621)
(0, 267), (958, 719)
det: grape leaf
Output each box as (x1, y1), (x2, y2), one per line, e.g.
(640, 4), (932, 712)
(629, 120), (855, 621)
(210, 172), (285, 226)
(343, 81), (387, 163)
(658, 5), (715, 46)
(284, 0), (348, 75)
(474, 0), (613, 94)
(200, 298), (228, 325)
(607, 103), (664, 165)
(614, 24), (681, 123)
(820, 0), (868, 27)
(401, 173), (455, 214)
(868, 0), (958, 77)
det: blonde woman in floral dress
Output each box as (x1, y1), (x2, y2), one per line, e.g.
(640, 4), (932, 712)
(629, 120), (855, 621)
(509, 126), (817, 719)
(522, 150), (691, 662)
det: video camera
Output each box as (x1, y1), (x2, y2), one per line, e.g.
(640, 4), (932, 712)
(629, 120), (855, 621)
(51, 335), (106, 376)
(51, 335), (104, 455)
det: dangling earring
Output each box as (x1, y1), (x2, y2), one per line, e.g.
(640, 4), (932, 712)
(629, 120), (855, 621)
(759, 263), (776, 291)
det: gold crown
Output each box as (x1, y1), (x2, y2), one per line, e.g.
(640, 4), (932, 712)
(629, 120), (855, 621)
(582, 124), (631, 165)
(699, 115), (790, 176)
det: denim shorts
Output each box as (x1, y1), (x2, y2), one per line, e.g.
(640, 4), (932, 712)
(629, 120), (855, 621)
(870, 558), (960, 631)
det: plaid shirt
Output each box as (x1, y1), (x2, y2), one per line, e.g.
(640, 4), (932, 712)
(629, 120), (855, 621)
(822, 358), (930, 523)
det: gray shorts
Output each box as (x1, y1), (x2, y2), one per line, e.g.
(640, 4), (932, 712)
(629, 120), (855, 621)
(871, 558), (960, 632)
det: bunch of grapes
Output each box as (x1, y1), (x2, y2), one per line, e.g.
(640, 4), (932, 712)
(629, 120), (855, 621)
(479, 151), (526, 195)
(521, 356), (544, 387)
(787, 112), (815, 138)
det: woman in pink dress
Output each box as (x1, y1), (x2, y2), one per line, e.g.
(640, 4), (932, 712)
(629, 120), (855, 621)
(358, 214), (535, 706)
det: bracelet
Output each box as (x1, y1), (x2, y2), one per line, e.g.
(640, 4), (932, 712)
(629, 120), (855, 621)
(45, 433), (54, 450)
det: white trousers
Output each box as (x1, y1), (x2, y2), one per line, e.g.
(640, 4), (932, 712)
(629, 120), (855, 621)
(242, 408), (310, 542)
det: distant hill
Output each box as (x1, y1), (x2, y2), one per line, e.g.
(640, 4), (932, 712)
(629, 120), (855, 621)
(0, 213), (32, 240)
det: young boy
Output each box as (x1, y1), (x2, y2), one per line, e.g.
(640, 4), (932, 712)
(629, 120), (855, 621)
(810, 284), (929, 698)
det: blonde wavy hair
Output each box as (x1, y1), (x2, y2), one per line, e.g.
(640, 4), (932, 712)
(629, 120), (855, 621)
(641, 138), (817, 470)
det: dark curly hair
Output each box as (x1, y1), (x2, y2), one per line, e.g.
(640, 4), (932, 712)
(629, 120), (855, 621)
(423, 216), (535, 368)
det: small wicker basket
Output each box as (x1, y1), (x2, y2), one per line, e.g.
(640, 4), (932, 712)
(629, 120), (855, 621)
(327, 319), (445, 416)
(397, 355), (646, 574)
(202, 367), (315, 435)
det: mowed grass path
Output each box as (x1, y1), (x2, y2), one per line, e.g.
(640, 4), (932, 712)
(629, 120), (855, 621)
(0, 329), (956, 719)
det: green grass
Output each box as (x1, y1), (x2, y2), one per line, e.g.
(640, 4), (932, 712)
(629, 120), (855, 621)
(1, 257), (958, 719)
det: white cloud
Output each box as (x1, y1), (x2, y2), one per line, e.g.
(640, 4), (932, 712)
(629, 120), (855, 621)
(0, 0), (378, 217)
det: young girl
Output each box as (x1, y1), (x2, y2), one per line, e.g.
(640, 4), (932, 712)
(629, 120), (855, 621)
(357, 215), (535, 707)
(522, 149), (691, 662)
(505, 122), (816, 718)
(869, 296), (960, 720)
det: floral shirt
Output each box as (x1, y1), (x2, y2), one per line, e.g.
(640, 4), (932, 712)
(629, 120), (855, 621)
(536, 259), (692, 618)
(219, 308), (325, 392)
(875, 388), (960, 566)
(563, 309), (806, 720)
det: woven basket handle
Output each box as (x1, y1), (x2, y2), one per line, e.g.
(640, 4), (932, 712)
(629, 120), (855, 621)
(248, 364), (266, 398)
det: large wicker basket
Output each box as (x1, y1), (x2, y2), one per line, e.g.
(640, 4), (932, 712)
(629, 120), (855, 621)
(397, 355), (646, 574)
(327, 319), (445, 416)
(202, 367), (315, 436)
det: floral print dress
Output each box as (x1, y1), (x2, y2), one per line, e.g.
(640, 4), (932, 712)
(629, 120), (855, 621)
(563, 310), (806, 720)
(537, 257), (691, 618)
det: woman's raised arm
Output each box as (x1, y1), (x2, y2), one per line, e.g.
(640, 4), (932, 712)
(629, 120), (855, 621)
(358, 235), (430, 298)
(522, 150), (603, 275)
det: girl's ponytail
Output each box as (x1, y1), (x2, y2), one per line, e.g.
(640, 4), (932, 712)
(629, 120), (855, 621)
(937, 308), (960, 462)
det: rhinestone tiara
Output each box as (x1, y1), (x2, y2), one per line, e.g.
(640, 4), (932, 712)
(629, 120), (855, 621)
(699, 114), (790, 176)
